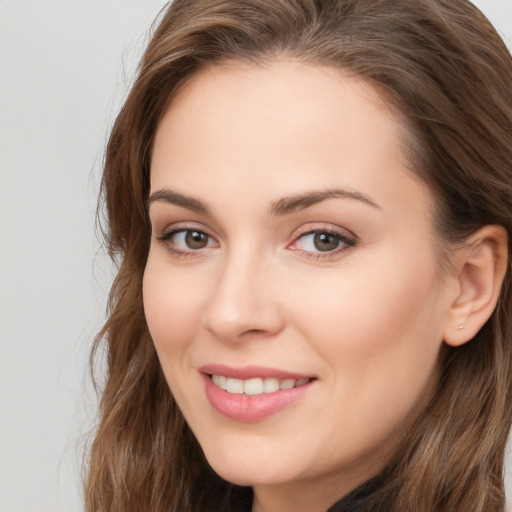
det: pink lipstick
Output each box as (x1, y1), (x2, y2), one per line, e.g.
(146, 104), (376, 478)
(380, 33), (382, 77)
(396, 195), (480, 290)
(199, 364), (315, 422)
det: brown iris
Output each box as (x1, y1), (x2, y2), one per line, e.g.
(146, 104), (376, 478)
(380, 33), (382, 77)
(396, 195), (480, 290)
(313, 233), (340, 252)
(185, 230), (209, 249)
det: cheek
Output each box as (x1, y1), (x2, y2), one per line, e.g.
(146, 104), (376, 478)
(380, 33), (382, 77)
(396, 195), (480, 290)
(291, 249), (443, 351)
(286, 249), (445, 414)
(142, 256), (206, 355)
(142, 256), (213, 419)
(285, 259), (445, 464)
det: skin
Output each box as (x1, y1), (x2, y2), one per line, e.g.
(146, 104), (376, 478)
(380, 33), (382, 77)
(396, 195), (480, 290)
(143, 60), (464, 512)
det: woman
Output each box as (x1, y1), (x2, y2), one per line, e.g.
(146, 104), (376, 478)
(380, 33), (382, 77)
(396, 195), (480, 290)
(85, 1), (512, 511)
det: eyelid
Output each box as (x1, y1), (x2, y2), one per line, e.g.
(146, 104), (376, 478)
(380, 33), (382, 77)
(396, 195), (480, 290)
(154, 220), (216, 239)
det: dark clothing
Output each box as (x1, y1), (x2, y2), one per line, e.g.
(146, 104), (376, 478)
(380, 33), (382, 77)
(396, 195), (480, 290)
(231, 476), (384, 512)
(327, 477), (383, 512)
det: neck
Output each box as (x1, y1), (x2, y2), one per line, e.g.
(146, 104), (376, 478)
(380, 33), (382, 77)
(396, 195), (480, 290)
(251, 472), (370, 512)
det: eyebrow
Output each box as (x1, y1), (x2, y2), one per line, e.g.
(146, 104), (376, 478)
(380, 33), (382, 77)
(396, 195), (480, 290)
(270, 188), (381, 216)
(147, 187), (380, 216)
(147, 189), (210, 215)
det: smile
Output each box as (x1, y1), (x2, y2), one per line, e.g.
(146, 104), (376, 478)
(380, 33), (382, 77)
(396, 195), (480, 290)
(211, 374), (311, 395)
(200, 366), (316, 421)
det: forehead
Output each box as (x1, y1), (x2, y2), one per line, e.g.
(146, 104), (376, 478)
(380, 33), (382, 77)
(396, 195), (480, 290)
(150, 59), (431, 227)
(157, 59), (397, 137)
(153, 61), (404, 174)
(165, 59), (392, 118)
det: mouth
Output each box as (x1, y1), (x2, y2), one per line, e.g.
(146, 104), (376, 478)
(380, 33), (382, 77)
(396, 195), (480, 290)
(209, 374), (312, 395)
(199, 365), (316, 422)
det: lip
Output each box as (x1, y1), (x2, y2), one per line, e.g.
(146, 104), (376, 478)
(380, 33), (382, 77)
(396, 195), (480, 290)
(199, 364), (316, 422)
(199, 363), (312, 380)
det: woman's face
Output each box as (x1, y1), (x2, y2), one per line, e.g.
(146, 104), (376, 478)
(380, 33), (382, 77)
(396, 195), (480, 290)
(144, 61), (455, 503)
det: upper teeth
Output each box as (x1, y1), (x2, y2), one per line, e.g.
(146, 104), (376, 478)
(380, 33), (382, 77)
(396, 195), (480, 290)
(211, 375), (310, 395)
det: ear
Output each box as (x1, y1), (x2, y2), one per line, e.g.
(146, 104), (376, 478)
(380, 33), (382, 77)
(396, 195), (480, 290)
(443, 225), (508, 347)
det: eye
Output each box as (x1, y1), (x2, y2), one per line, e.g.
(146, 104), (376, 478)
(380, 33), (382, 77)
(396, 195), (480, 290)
(298, 232), (341, 252)
(156, 228), (218, 255)
(289, 229), (355, 257)
(176, 230), (212, 250)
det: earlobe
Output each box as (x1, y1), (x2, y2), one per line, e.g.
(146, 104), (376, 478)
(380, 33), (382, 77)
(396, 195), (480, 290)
(443, 225), (508, 347)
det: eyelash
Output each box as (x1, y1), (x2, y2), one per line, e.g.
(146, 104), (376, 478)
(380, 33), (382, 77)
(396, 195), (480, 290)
(155, 226), (217, 259)
(290, 228), (356, 260)
(154, 225), (356, 260)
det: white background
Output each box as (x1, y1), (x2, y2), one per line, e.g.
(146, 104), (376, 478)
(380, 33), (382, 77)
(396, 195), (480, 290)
(1, 1), (511, 511)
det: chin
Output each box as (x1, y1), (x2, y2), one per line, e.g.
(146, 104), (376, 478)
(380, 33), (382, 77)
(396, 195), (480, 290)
(202, 447), (300, 487)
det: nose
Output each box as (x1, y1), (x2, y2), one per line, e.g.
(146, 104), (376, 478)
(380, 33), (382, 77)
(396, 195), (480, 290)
(201, 249), (285, 343)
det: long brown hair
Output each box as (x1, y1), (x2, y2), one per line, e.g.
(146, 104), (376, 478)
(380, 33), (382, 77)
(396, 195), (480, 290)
(85, 1), (512, 511)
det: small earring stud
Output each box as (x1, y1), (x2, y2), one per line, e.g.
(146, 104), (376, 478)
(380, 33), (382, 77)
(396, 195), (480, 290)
(458, 325), (464, 331)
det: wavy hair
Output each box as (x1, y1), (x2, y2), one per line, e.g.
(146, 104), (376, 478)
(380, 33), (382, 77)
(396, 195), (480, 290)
(84, 1), (512, 511)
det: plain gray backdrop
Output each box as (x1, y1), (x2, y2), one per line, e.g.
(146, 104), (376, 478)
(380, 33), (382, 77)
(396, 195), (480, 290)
(1, 1), (511, 511)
